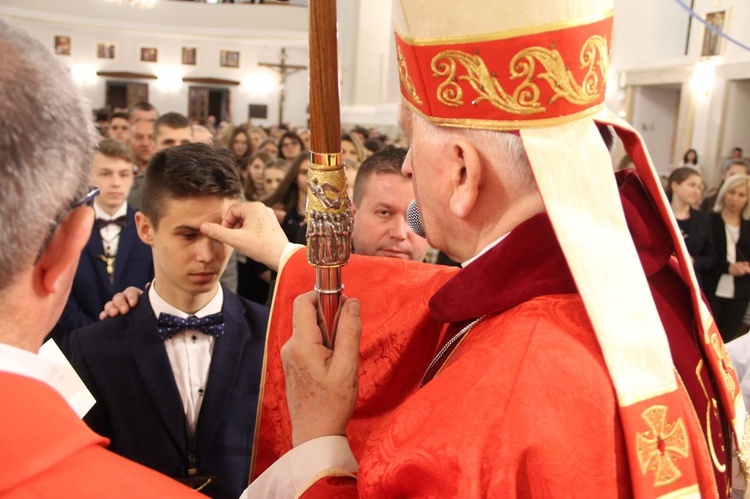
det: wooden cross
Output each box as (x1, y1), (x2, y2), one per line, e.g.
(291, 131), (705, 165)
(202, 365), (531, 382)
(259, 48), (307, 126)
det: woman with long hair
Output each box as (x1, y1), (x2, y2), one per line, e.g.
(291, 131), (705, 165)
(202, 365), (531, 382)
(263, 151), (309, 245)
(341, 132), (366, 164)
(705, 173), (750, 341)
(228, 127), (252, 163)
(278, 131), (304, 161)
(240, 150), (271, 201)
(666, 167), (715, 291)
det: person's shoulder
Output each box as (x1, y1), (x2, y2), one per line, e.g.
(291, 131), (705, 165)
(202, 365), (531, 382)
(22, 442), (197, 498)
(70, 299), (149, 346)
(224, 288), (270, 329)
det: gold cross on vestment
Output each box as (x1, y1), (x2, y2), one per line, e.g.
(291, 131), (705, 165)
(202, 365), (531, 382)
(635, 405), (690, 487)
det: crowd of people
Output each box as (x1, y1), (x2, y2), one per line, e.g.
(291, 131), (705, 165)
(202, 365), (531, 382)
(35, 68), (443, 497)
(652, 148), (750, 341)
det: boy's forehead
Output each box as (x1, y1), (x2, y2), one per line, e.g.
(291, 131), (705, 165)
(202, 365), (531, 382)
(158, 195), (236, 222)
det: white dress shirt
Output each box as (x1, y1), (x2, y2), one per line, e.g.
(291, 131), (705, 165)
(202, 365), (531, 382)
(93, 202), (128, 257)
(0, 342), (60, 388)
(149, 282), (223, 435)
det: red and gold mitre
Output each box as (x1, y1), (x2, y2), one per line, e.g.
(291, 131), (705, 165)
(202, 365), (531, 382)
(395, 0), (746, 497)
(394, 0), (612, 130)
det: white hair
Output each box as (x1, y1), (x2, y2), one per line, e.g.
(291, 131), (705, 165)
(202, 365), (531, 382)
(405, 107), (536, 194)
(0, 20), (95, 290)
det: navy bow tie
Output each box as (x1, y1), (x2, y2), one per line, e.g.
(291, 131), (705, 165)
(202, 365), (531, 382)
(156, 312), (225, 340)
(94, 216), (129, 231)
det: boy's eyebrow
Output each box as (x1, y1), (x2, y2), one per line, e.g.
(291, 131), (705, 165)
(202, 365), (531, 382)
(173, 224), (200, 232)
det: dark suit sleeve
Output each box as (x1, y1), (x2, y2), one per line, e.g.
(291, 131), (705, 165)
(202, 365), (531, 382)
(56, 294), (97, 336)
(690, 211), (718, 272)
(68, 330), (114, 439)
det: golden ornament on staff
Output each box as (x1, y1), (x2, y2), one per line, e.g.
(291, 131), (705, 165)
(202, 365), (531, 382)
(305, 0), (353, 349)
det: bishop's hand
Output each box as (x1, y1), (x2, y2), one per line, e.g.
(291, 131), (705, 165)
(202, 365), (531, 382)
(200, 201), (289, 272)
(282, 291), (361, 447)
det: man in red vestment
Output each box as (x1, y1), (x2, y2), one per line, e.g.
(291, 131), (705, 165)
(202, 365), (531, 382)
(201, 0), (750, 497)
(196, 0), (750, 497)
(0, 20), (197, 497)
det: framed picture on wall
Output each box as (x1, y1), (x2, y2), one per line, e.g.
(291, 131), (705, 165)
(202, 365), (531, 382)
(54, 35), (71, 56)
(701, 10), (726, 57)
(97, 42), (116, 60)
(182, 47), (197, 66)
(140, 47), (158, 63)
(220, 50), (240, 68)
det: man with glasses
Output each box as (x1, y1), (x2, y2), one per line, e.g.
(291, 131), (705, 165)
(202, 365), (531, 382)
(0, 20), (195, 497)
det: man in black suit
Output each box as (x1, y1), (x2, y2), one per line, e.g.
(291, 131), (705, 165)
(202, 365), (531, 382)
(68, 143), (268, 499)
(53, 139), (153, 345)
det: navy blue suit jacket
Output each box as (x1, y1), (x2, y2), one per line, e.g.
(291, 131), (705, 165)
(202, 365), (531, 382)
(68, 288), (268, 499)
(54, 205), (153, 339)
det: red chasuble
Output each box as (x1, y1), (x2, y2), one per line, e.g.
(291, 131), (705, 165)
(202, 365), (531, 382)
(0, 373), (198, 498)
(251, 170), (731, 497)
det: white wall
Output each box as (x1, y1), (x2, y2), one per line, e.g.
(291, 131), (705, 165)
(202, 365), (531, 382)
(629, 86), (682, 175)
(0, 0), (312, 128)
(721, 79), (750, 159)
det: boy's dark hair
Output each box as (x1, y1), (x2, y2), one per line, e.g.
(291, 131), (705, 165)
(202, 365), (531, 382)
(108, 111), (129, 123)
(129, 101), (157, 118)
(142, 143), (243, 227)
(352, 146), (407, 205)
(154, 112), (192, 138)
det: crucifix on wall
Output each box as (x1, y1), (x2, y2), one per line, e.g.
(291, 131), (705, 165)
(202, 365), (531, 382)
(259, 48), (307, 126)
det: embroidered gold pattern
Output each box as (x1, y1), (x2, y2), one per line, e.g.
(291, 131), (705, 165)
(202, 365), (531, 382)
(430, 35), (608, 114)
(398, 46), (423, 105)
(710, 333), (737, 396)
(737, 414), (750, 480)
(694, 361), (727, 473)
(635, 405), (689, 487)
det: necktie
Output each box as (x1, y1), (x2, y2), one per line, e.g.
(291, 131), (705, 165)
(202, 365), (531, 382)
(94, 216), (129, 231)
(156, 312), (225, 340)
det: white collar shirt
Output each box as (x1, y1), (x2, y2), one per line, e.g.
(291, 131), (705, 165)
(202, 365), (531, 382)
(149, 282), (223, 435)
(93, 202), (128, 257)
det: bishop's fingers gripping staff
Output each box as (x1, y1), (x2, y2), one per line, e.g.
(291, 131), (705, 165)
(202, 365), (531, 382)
(305, 0), (353, 349)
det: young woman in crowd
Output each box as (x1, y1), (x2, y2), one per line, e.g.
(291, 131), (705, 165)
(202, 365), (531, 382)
(228, 127), (252, 164)
(259, 138), (279, 158)
(667, 167), (715, 292)
(248, 126), (267, 152)
(341, 132), (366, 164)
(240, 150), (271, 200)
(263, 151), (309, 245)
(705, 173), (750, 341)
(263, 159), (287, 197)
(682, 148), (699, 167)
(278, 131), (305, 161)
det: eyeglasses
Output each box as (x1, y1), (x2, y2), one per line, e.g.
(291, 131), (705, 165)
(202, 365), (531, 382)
(34, 186), (100, 263)
(281, 142), (298, 148)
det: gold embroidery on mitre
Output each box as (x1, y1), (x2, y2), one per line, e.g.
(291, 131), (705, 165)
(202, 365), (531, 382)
(397, 46), (423, 105)
(635, 406), (690, 487)
(430, 35), (609, 114)
(710, 333), (737, 396)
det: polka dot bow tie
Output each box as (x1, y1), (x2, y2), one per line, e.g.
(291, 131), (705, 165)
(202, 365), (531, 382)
(156, 312), (225, 340)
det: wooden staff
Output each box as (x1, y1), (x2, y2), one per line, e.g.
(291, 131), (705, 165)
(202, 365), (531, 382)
(306, 0), (352, 349)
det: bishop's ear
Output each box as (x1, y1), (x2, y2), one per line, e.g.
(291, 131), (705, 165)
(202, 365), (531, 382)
(448, 138), (483, 219)
(135, 211), (155, 246)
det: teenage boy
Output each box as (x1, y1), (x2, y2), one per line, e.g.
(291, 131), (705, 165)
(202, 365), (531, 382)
(52, 138), (153, 344)
(68, 143), (268, 499)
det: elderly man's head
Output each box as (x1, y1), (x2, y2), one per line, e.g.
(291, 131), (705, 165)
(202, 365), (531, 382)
(0, 20), (96, 338)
